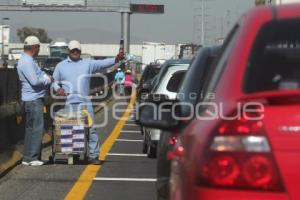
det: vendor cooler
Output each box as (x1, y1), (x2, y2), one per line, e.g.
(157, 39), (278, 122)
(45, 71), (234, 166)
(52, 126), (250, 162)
(49, 109), (90, 165)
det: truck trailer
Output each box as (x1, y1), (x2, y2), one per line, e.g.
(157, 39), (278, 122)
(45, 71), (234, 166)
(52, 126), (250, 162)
(256, 0), (300, 5)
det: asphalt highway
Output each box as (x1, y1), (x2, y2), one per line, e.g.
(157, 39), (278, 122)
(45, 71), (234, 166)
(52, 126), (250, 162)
(0, 98), (156, 200)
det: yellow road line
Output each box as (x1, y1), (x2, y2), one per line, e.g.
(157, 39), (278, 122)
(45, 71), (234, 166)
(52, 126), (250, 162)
(64, 93), (136, 200)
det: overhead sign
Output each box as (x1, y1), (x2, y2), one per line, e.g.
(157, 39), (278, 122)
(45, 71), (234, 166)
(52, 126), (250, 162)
(130, 4), (164, 14)
(0, 0), (132, 12)
(23, 0), (85, 6)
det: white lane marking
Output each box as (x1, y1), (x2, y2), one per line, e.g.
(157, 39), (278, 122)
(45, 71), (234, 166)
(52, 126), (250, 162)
(124, 124), (139, 126)
(126, 119), (135, 122)
(115, 139), (143, 142)
(107, 153), (147, 157)
(93, 178), (157, 182)
(121, 130), (141, 133)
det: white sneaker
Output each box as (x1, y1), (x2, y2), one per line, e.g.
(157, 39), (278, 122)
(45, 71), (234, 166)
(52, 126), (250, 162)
(29, 160), (44, 166)
(22, 161), (30, 166)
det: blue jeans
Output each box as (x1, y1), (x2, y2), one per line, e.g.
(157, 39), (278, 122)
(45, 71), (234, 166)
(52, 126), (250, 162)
(64, 103), (99, 159)
(23, 99), (44, 162)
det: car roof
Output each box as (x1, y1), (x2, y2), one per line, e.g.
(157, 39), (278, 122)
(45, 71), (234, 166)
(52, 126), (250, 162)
(146, 63), (161, 69)
(164, 59), (191, 65)
(157, 59), (191, 77)
(164, 64), (189, 73)
(274, 3), (300, 19)
(241, 4), (300, 25)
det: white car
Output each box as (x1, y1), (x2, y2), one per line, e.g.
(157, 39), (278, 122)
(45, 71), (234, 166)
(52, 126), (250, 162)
(142, 63), (189, 158)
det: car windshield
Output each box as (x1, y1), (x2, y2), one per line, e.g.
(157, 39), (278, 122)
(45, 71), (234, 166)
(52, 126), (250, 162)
(143, 66), (160, 82)
(45, 58), (62, 64)
(244, 19), (300, 93)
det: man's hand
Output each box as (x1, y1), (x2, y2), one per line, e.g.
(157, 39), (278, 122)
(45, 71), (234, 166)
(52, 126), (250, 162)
(115, 50), (125, 63)
(49, 75), (54, 83)
(56, 88), (66, 96)
(44, 74), (53, 83)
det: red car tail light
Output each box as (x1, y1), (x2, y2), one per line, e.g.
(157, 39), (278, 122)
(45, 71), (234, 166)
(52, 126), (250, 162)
(218, 114), (264, 136)
(242, 155), (275, 188)
(202, 154), (240, 186)
(168, 136), (178, 145)
(197, 109), (284, 192)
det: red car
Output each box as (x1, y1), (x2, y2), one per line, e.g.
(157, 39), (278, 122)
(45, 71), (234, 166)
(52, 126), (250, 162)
(139, 3), (300, 200)
(169, 4), (300, 200)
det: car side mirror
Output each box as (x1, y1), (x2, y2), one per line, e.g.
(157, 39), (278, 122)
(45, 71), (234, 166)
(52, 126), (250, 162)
(141, 82), (152, 92)
(138, 95), (180, 130)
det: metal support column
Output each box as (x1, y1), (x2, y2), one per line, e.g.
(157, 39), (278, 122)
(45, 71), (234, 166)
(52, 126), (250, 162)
(122, 12), (130, 54)
(121, 12), (124, 39)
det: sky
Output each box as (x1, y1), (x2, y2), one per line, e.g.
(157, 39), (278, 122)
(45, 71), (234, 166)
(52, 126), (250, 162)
(0, 0), (255, 45)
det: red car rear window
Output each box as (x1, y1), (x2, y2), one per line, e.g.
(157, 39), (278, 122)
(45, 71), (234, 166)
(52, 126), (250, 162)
(244, 19), (300, 93)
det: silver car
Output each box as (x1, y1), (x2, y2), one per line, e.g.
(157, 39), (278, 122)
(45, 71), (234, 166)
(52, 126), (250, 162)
(142, 64), (189, 158)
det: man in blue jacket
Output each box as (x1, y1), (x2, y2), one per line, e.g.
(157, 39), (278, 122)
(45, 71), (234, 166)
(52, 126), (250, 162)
(17, 36), (53, 166)
(114, 68), (125, 96)
(52, 40), (124, 165)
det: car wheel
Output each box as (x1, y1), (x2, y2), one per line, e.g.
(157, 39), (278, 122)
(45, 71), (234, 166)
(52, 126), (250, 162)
(142, 133), (148, 153)
(147, 144), (157, 158)
(157, 192), (167, 200)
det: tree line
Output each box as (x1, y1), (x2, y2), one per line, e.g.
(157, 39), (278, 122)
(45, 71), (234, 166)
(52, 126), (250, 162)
(17, 27), (52, 43)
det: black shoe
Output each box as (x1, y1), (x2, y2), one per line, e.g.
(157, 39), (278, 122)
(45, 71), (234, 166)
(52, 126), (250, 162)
(88, 158), (104, 165)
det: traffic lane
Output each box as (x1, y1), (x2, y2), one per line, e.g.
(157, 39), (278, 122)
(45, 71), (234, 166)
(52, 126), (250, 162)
(118, 132), (143, 140)
(64, 99), (136, 200)
(0, 99), (120, 200)
(109, 136), (144, 154)
(86, 181), (156, 200)
(0, 162), (85, 200)
(86, 119), (156, 200)
(104, 123), (146, 156)
(100, 154), (156, 179)
(0, 142), (91, 200)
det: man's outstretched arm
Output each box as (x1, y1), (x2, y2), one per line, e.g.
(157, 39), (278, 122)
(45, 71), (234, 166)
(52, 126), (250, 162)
(89, 52), (125, 74)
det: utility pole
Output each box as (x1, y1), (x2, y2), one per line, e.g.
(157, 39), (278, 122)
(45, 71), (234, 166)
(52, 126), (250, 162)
(201, 0), (205, 45)
(121, 12), (131, 54)
(194, 0), (214, 45)
(221, 17), (224, 38)
(194, 0), (209, 45)
(193, 12), (201, 44)
(226, 9), (231, 33)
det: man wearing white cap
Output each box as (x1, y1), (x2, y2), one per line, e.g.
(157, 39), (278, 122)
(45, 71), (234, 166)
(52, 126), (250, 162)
(52, 40), (124, 165)
(17, 35), (52, 166)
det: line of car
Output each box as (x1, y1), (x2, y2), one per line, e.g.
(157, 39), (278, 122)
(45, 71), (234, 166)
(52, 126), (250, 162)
(136, 3), (300, 200)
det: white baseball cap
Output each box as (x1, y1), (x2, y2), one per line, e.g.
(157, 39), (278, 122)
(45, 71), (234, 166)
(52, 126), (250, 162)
(24, 36), (40, 46)
(68, 40), (81, 51)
